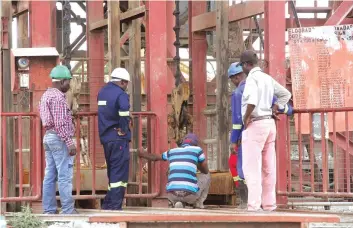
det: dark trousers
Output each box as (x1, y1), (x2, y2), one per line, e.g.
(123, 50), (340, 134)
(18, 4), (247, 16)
(102, 140), (130, 210)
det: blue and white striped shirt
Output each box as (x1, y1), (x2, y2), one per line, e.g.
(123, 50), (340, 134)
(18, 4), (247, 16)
(162, 144), (206, 193)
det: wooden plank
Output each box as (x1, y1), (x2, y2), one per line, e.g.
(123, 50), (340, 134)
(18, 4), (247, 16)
(192, 1), (263, 32)
(89, 19), (107, 31)
(108, 0), (120, 72)
(120, 5), (145, 23)
(215, 1), (229, 171)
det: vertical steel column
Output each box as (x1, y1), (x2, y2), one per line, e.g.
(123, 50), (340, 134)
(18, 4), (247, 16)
(29, 1), (56, 209)
(264, 1), (288, 206)
(216, 1), (229, 171)
(30, 1), (56, 47)
(86, 0), (105, 164)
(145, 0), (169, 207)
(166, 1), (177, 148)
(189, 1), (207, 155)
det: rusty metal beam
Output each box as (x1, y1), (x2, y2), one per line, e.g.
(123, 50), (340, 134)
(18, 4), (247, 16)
(189, 1), (207, 156)
(295, 7), (332, 13)
(324, 1), (353, 26)
(89, 19), (107, 31)
(264, 0), (287, 207)
(120, 5), (145, 23)
(192, 1), (264, 32)
(215, 1), (229, 171)
(241, 18), (353, 30)
(108, 0), (120, 70)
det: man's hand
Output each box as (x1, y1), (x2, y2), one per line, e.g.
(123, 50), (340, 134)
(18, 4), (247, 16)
(114, 128), (126, 136)
(230, 143), (238, 154)
(272, 104), (280, 120)
(68, 144), (77, 156)
(129, 117), (133, 128)
(243, 118), (250, 130)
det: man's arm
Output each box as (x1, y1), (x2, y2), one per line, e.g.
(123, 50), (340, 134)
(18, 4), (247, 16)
(116, 93), (131, 135)
(242, 77), (258, 128)
(197, 150), (209, 174)
(273, 80), (291, 109)
(231, 92), (243, 145)
(138, 151), (166, 161)
(51, 99), (75, 148)
(272, 96), (294, 117)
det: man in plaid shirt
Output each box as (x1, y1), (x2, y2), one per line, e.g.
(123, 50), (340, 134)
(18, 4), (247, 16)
(39, 65), (77, 214)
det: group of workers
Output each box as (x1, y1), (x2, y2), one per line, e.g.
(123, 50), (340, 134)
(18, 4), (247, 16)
(38, 49), (292, 214)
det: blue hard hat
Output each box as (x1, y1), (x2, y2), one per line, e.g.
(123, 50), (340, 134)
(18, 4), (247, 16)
(228, 62), (243, 78)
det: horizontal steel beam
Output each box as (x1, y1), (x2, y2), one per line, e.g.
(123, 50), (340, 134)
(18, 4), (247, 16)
(295, 7), (332, 13)
(192, 1), (264, 32)
(89, 19), (107, 31)
(120, 5), (146, 23)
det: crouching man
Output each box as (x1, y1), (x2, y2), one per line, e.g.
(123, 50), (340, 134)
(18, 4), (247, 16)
(138, 133), (210, 209)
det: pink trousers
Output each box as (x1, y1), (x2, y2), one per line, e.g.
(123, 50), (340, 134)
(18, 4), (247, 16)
(242, 118), (277, 211)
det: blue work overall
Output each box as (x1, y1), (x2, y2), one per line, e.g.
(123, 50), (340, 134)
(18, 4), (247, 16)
(97, 82), (131, 210)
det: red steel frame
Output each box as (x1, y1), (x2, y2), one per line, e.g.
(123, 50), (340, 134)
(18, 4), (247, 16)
(3, 0), (353, 207)
(1, 113), (42, 202)
(0, 112), (161, 202)
(279, 107), (353, 198)
(145, 0), (169, 206)
(264, 1), (288, 206)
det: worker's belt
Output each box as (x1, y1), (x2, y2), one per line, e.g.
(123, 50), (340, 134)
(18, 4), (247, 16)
(170, 191), (192, 197)
(250, 115), (273, 123)
(46, 129), (57, 134)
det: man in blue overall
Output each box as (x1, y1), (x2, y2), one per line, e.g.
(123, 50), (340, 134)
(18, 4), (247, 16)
(228, 62), (293, 209)
(97, 67), (132, 210)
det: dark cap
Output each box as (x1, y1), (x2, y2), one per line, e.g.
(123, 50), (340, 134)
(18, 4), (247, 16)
(240, 50), (258, 65)
(182, 133), (199, 146)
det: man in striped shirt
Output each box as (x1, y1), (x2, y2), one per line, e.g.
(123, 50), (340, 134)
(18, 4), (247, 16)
(39, 65), (77, 214)
(138, 133), (210, 209)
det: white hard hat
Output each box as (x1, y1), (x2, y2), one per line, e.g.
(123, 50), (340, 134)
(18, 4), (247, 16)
(111, 68), (131, 82)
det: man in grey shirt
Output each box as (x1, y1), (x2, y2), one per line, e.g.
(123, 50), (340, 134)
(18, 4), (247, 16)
(239, 50), (291, 211)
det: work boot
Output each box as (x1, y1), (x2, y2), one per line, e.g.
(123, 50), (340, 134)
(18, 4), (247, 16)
(237, 180), (248, 209)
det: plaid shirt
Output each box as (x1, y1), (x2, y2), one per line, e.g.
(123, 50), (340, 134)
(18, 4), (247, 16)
(39, 88), (74, 147)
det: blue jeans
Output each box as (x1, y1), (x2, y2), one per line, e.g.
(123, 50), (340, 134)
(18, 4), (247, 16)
(42, 132), (75, 214)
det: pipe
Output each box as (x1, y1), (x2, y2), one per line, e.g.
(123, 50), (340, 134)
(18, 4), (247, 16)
(288, 201), (353, 206)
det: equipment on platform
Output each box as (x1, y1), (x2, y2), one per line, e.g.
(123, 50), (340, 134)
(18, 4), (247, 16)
(167, 0), (192, 145)
(10, 47), (60, 92)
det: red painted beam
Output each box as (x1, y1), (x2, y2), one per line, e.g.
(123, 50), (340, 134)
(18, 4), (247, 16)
(324, 1), (353, 26)
(89, 213), (340, 224)
(264, 1), (288, 207)
(29, 1), (56, 47)
(189, 2), (208, 157)
(87, 0), (105, 165)
(145, 0), (169, 205)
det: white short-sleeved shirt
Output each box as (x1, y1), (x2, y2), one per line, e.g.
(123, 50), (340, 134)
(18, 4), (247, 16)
(241, 67), (291, 121)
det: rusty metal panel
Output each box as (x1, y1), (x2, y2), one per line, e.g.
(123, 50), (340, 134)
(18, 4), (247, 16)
(288, 24), (353, 134)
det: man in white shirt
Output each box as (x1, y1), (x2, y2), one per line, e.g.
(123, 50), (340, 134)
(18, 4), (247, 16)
(239, 50), (291, 211)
